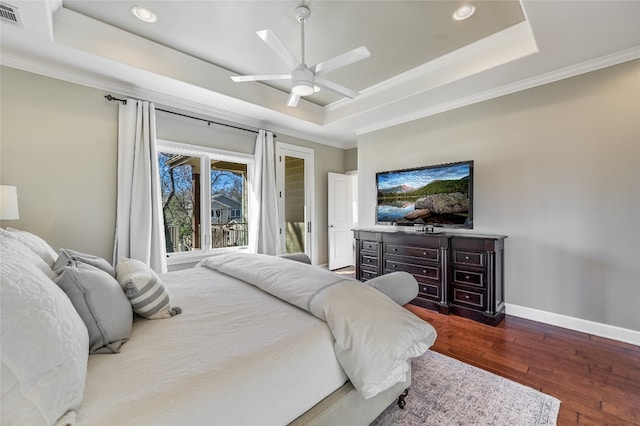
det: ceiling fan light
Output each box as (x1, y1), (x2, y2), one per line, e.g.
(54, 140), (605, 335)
(291, 67), (315, 96)
(292, 82), (314, 96)
(452, 4), (476, 21)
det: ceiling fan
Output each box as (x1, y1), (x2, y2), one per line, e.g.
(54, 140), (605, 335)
(230, 6), (370, 107)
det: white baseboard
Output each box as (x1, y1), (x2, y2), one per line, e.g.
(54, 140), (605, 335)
(506, 303), (640, 346)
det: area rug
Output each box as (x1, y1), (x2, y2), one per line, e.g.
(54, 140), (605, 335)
(371, 351), (560, 426)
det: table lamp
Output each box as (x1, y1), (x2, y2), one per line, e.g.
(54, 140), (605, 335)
(0, 185), (20, 220)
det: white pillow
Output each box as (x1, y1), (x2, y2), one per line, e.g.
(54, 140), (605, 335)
(0, 235), (89, 426)
(3, 227), (58, 267)
(0, 230), (55, 279)
(116, 257), (182, 319)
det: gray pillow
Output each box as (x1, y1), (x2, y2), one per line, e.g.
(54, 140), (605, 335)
(54, 264), (133, 354)
(366, 271), (419, 305)
(53, 248), (115, 277)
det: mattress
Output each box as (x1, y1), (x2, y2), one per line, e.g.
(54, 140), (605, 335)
(77, 266), (348, 426)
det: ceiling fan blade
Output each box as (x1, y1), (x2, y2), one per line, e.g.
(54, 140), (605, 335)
(230, 74), (291, 82)
(287, 92), (300, 107)
(313, 46), (370, 76)
(315, 78), (360, 99)
(256, 29), (300, 71)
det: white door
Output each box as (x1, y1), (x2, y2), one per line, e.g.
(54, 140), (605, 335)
(276, 143), (315, 264)
(328, 172), (354, 270)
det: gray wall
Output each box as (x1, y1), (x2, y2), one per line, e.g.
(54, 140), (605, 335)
(1, 67), (118, 260)
(1, 66), (348, 265)
(357, 60), (640, 331)
(344, 147), (358, 172)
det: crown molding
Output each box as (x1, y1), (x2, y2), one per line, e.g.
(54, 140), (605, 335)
(356, 46), (640, 136)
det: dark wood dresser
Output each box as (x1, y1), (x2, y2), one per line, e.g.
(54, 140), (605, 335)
(354, 228), (506, 326)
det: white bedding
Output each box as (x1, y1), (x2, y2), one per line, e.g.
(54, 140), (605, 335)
(200, 253), (437, 400)
(77, 267), (348, 426)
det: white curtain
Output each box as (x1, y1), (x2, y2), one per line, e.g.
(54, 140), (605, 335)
(249, 129), (280, 255)
(113, 99), (167, 273)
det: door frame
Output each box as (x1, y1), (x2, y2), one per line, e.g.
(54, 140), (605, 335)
(275, 142), (315, 265)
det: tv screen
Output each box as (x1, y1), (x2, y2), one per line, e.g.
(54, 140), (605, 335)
(376, 160), (473, 228)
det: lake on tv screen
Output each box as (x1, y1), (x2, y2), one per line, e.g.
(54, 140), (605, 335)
(377, 204), (414, 222)
(376, 163), (470, 223)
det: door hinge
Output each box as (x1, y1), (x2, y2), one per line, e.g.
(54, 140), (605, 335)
(307, 222), (311, 233)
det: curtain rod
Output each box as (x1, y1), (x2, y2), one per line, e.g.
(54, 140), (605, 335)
(104, 95), (265, 136)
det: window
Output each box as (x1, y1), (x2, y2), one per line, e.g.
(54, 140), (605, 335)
(157, 140), (253, 262)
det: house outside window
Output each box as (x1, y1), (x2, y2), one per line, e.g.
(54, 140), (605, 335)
(157, 140), (253, 264)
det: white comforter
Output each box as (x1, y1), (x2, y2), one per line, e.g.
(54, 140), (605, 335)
(200, 253), (437, 399)
(78, 267), (348, 426)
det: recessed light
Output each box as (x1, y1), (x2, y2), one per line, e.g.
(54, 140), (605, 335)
(131, 6), (157, 23)
(452, 4), (476, 21)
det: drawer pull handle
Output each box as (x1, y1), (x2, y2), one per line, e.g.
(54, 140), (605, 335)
(465, 295), (470, 299)
(465, 256), (470, 260)
(465, 275), (470, 280)
(392, 264), (397, 268)
(423, 252), (426, 255)
(393, 248), (397, 251)
(423, 270), (427, 274)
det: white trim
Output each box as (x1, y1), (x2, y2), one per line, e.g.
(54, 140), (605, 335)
(157, 139), (253, 261)
(327, 21), (537, 112)
(275, 142), (316, 265)
(356, 46), (640, 136)
(157, 139), (254, 162)
(506, 303), (640, 346)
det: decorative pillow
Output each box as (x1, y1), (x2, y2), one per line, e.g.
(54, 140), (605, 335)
(3, 227), (58, 267)
(53, 248), (115, 277)
(1, 235), (89, 426)
(116, 257), (182, 319)
(366, 271), (419, 305)
(55, 264), (133, 353)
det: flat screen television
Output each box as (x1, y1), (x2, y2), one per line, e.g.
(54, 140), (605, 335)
(376, 160), (474, 228)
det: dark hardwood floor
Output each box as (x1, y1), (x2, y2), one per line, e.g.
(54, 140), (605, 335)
(405, 304), (640, 426)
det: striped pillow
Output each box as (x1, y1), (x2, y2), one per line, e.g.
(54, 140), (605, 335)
(115, 258), (182, 319)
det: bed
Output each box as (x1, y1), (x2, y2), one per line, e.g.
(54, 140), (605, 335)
(0, 228), (437, 426)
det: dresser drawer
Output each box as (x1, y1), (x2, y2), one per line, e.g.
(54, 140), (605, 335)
(453, 250), (484, 267)
(360, 269), (379, 281)
(361, 240), (378, 252)
(453, 269), (484, 288)
(385, 244), (439, 261)
(418, 283), (440, 299)
(384, 260), (439, 280)
(360, 254), (378, 270)
(452, 288), (485, 309)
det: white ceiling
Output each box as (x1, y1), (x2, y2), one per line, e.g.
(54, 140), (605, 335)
(1, 1), (639, 148)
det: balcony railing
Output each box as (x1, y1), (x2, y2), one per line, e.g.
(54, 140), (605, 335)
(167, 221), (248, 253)
(211, 221), (247, 248)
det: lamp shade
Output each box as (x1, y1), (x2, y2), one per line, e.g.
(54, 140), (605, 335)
(0, 185), (20, 220)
